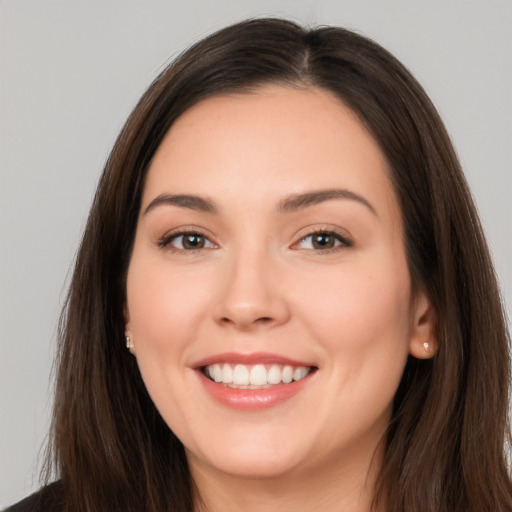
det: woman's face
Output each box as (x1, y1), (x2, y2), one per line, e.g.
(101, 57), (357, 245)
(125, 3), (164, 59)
(125, 86), (434, 482)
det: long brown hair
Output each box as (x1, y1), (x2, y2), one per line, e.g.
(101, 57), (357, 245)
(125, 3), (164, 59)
(43, 18), (512, 511)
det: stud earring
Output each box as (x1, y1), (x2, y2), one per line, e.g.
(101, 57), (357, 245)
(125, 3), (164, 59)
(423, 342), (429, 352)
(126, 335), (134, 352)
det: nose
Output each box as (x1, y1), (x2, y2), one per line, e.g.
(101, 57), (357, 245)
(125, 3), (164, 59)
(213, 247), (291, 331)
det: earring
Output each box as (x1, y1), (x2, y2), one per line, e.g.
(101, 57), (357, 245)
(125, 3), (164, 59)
(423, 342), (429, 352)
(126, 335), (134, 352)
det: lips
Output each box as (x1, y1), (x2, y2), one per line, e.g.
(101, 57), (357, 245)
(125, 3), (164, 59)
(204, 363), (311, 388)
(193, 352), (317, 410)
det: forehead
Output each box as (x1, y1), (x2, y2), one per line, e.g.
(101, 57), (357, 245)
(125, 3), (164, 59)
(144, 85), (399, 222)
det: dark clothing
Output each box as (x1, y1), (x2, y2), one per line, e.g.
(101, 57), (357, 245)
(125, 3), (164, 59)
(4, 482), (62, 512)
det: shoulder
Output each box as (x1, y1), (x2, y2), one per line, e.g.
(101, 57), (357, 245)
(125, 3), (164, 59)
(4, 482), (63, 512)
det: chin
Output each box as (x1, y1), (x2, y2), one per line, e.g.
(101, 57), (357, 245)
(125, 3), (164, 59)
(187, 439), (304, 480)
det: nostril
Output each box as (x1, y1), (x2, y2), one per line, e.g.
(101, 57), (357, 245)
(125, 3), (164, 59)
(219, 315), (275, 327)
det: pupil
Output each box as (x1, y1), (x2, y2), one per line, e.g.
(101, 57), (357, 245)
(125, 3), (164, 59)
(313, 234), (333, 249)
(184, 234), (204, 249)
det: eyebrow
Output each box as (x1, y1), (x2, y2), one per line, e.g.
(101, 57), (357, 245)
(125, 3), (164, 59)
(143, 188), (377, 217)
(143, 194), (218, 215)
(278, 189), (377, 216)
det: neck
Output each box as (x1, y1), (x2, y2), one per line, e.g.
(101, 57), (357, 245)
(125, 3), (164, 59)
(189, 441), (385, 512)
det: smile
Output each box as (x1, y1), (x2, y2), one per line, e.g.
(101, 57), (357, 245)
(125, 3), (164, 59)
(203, 363), (312, 388)
(193, 353), (317, 410)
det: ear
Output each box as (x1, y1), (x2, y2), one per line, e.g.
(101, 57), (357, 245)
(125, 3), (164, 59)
(123, 305), (135, 354)
(408, 291), (437, 359)
(123, 304), (131, 334)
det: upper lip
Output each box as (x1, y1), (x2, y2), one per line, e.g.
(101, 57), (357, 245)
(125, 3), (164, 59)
(192, 352), (316, 369)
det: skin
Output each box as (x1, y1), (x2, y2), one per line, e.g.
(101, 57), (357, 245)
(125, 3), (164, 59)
(125, 85), (436, 512)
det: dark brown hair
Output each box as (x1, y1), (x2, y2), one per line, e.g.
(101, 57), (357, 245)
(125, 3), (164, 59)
(44, 18), (512, 511)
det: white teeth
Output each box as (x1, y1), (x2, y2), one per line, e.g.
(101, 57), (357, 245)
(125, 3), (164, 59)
(233, 364), (250, 385)
(293, 367), (309, 381)
(212, 364), (222, 383)
(221, 364), (233, 384)
(250, 364), (267, 386)
(282, 365), (293, 384)
(267, 364), (282, 385)
(204, 363), (312, 387)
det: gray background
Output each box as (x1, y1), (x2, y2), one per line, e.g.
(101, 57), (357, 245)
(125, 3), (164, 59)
(1, 0), (511, 506)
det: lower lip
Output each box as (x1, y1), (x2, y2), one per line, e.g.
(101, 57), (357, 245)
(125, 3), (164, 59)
(197, 371), (313, 411)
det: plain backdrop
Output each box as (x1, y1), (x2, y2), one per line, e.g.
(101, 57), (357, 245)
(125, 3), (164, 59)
(1, 0), (511, 506)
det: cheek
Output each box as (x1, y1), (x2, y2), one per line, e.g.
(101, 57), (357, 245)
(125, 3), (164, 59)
(125, 259), (214, 424)
(293, 253), (413, 370)
(126, 259), (213, 351)
(294, 256), (413, 429)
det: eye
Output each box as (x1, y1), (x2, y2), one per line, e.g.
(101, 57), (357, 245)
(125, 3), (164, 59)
(158, 231), (216, 251)
(295, 230), (352, 252)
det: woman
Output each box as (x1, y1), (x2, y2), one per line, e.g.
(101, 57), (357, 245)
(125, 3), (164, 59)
(7, 17), (512, 512)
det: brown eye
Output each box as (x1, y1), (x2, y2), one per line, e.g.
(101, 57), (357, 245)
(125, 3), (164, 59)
(297, 231), (352, 252)
(181, 234), (205, 249)
(312, 233), (336, 249)
(163, 232), (215, 251)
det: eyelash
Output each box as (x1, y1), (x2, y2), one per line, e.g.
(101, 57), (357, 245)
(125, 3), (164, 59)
(157, 230), (214, 251)
(157, 229), (353, 254)
(294, 229), (353, 254)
